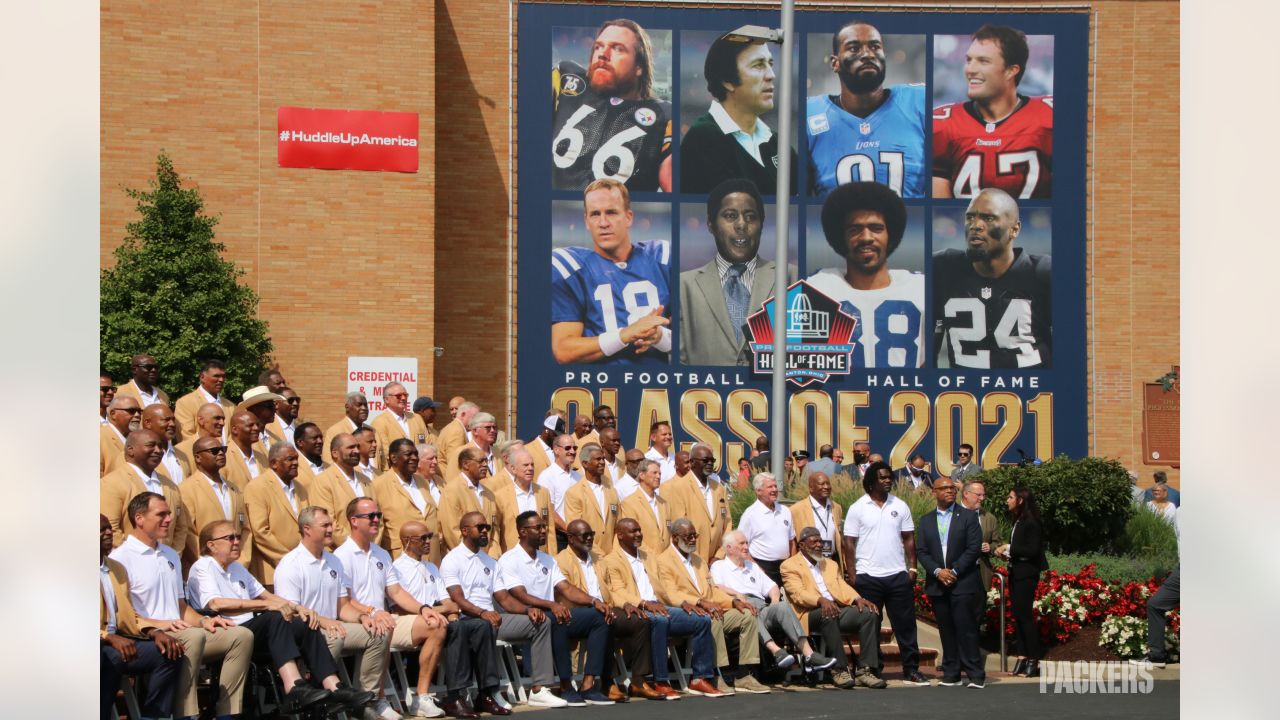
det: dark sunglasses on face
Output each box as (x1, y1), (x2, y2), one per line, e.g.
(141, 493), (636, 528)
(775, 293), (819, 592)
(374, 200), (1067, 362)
(352, 512), (384, 521)
(100, 385), (116, 393)
(135, 363), (158, 370)
(467, 524), (493, 533)
(197, 446), (228, 455)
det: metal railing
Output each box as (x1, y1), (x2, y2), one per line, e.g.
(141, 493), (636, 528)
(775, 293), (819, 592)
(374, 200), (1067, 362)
(994, 572), (1008, 673)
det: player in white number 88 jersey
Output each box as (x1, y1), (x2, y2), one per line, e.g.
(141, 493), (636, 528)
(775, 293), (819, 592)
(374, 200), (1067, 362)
(932, 188), (1051, 369)
(551, 178), (672, 365)
(805, 181), (925, 368)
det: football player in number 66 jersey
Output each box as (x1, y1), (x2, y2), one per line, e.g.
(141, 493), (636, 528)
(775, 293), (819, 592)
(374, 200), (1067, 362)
(805, 182), (925, 368)
(551, 178), (672, 365)
(552, 19), (673, 192)
(932, 188), (1052, 369)
(932, 24), (1052, 199)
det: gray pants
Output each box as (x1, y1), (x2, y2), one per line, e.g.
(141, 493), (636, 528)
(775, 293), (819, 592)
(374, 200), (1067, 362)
(743, 595), (803, 647)
(1146, 566), (1180, 661)
(497, 612), (555, 687)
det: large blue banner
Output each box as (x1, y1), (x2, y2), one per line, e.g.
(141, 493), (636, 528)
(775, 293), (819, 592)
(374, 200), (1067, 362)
(517, 3), (1089, 477)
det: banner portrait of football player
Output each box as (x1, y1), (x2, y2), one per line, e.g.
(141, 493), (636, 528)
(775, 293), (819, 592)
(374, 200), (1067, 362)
(550, 180), (673, 365)
(551, 20), (674, 192)
(678, 30), (799, 195)
(931, 25), (1054, 199)
(803, 182), (926, 368)
(677, 180), (798, 366)
(932, 190), (1052, 369)
(804, 23), (927, 199)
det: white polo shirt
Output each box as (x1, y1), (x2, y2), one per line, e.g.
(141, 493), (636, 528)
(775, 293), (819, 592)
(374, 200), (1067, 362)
(393, 554), (447, 607)
(536, 465), (580, 516)
(737, 500), (795, 561)
(108, 535), (184, 621)
(645, 448), (676, 483)
(613, 474), (640, 501)
(496, 547), (565, 602)
(843, 493), (914, 577)
(440, 543), (498, 611)
(186, 556), (265, 625)
(710, 557), (777, 600)
(273, 544), (350, 619)
(334, 538), (401, 611)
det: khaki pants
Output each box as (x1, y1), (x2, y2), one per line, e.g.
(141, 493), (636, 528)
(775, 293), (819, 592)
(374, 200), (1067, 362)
(712, 609), (760, 668)
(170, 625), (253, 717)
(325, 621), (391, 693)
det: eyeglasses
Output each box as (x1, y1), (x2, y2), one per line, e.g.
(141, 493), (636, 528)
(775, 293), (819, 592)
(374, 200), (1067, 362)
(134, 363), (158, 371)
(386, 392), (408, 399)
(100, 385), (116, 393)
(965, 490), (986, 498)
(406, 533), (434, 543)
(210, 533), (240, 544)
(352, 512), (384, 521)
(113, 407), (142, 415)
(679, 531), (700, 540)
(197, 446), (228, 455)
(466, 524), (493, 533)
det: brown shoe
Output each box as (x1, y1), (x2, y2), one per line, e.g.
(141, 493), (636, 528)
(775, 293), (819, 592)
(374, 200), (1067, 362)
(686, 678), (727, 697)
(629, 683), (668, 701)
(650, 682), (683, 700)
(607, 686), (630, 703)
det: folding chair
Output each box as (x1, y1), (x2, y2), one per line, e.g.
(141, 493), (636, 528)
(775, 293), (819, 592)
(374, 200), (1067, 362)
(494, 640), (527, 704)
(119, 677), (142, 720)
(666, 640), (690, 691)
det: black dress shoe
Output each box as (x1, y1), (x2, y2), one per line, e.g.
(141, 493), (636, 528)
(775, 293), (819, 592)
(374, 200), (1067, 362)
(1012, 659), (1029, 676)
(475, 695), (513, 716)
(283, 681), (331, 712)
(329, 683), (375, 710)
(439, 696), (480, 719)
(1024, 660), (1041, 678)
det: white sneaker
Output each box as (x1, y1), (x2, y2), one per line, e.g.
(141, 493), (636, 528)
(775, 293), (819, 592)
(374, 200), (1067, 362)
(409, 694), (445, 718)
(374, 698), (403, 720)
(527, 687), (570, 708)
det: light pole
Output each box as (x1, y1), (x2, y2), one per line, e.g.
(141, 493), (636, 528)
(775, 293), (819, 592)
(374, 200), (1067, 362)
(727, 3), (794, 480)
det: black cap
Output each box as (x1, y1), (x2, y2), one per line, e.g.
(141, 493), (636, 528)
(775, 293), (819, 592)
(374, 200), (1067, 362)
(412, 396), (442, 412)
(791, 450), (811, 460)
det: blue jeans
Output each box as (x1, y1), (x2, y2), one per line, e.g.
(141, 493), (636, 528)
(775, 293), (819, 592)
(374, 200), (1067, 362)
(551, 607), (609, 681)
(648, 607), (714, 681)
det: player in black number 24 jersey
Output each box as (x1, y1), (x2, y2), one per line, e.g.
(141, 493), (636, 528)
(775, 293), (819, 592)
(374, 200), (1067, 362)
(552, 19), (673, 192)
(933, 188), (1051, 369)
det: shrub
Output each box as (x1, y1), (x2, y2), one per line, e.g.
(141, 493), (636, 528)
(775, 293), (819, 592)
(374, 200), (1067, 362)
(975, 456), (1135, 554)
(1099, 613), (1180, 659)
(1047, 552), (1178, 586)
(101, 151), (273, 400)
(1116, 504), (1180, 562)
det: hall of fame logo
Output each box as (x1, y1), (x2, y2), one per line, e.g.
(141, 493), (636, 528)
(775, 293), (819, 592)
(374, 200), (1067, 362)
(745, 281), (858, 387)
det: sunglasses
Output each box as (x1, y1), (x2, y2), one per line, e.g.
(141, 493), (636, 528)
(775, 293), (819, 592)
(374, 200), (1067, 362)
(466, 524), (493, 533)
(958, 452), (971, 457)
(134, 363), (158, 371)
(570, 531), (596, 540)
(406, 533), (434, 543)
(100, 385), (116, 393)
(209, 533), (241, 544)
(286, 397), (302, 404)
(352, 512), (384, 521)
(197, 446), (228, 455)
(113, 407), (142, 415)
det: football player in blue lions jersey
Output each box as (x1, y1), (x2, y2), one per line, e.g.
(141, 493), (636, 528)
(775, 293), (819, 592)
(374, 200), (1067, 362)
(805, 182), (926, 368)
(551, 178), (672, 365)
(806, 21), (927, 198)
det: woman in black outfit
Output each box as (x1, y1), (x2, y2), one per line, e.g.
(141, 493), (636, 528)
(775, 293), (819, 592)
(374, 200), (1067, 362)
(996, 486), (1047, 677)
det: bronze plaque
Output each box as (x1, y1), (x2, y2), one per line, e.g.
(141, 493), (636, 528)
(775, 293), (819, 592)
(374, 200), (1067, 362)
(1142, 382), (1179, 466)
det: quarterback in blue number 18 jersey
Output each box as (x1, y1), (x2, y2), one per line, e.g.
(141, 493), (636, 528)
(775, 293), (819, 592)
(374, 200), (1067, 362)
(806, 83), (927, 199)
(551, 240), (671, 365)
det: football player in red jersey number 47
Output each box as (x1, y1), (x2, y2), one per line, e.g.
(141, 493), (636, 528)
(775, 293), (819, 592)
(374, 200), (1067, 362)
(931, 24), (1052, 199)
(552, 19), (673, 192)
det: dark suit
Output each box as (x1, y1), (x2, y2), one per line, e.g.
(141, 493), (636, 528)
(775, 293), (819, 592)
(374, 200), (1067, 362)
(896, 466), (935, 491)
(917, 504), (984, 682)
(1008, 516), (1048, 660)
(678, 258), (797, 366)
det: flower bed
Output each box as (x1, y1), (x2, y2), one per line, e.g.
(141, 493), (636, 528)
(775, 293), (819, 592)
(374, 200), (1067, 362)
(913, 563), (1178, 658)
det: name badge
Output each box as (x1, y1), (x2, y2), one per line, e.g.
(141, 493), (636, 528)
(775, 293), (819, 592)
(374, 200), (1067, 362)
(417, 433), (426, 443)
(720, 507), (728, 518)
(609, 504), (618, 515)
(821, 540), (834, 557)
(238, 512), (246, 528)
(541, 507), (549, 518)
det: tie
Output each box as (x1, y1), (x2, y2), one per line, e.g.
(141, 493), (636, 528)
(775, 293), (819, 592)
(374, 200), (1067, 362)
(725, 264), (750, 343)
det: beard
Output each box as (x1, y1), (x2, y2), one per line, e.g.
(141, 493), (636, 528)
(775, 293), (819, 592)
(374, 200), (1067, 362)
(839, 62), (885, 94)
(476, 536), (489, 548)
(677, 540), (698, 554)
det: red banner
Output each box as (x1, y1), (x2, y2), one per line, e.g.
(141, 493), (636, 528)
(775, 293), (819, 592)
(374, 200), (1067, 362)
(277, 106), (418, 172)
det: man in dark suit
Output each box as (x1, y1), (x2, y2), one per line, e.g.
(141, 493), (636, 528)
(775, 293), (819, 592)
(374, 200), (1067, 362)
(679, 178), (796, 365)
(896, 452), (935, 491)
(916, 477), (985, 688)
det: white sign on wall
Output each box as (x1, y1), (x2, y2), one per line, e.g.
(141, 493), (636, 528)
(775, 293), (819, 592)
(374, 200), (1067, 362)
(347, 356), (418, 422)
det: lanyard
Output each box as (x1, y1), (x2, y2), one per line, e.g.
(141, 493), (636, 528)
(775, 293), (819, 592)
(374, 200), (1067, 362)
(811, 498), (832, 536)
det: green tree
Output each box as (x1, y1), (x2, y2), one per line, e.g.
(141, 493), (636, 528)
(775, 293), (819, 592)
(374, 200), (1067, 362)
(101, 151), (272, 401)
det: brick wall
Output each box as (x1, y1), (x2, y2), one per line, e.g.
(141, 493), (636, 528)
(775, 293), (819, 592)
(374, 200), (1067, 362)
(101, 0), (436, 432)
(100, 0), (1178, 486)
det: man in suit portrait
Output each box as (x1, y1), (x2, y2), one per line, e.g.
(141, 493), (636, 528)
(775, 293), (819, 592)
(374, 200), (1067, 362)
(916, 477), (985, 688)
(680, 178), (797, 366)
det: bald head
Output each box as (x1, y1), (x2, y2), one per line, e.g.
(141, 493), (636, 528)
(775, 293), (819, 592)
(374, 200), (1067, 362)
(973, 187), (1020, 222)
